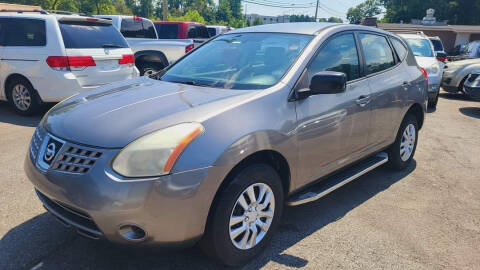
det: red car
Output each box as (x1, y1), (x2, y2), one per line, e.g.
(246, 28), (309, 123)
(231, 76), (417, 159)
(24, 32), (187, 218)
(154, 21), (210, 46)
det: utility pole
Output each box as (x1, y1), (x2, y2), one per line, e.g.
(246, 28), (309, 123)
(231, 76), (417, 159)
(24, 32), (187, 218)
(162, 0), (168, 21)
(314, 0), (319, 22)
(244, 4), (247, 27)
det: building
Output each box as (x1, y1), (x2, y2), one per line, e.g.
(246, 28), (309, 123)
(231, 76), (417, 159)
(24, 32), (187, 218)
(246, 14), (290, 25)
(377, 9), (480, 53)
(0, 3), (41, 11)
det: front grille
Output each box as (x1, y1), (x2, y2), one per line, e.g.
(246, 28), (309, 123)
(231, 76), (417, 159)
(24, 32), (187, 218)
(36, 190), (102, 238)
(51, 145), (103, 174)
(30, 128), (44, 161)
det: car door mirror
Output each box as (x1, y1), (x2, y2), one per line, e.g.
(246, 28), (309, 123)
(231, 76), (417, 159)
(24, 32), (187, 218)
(309, 71), (347, 95)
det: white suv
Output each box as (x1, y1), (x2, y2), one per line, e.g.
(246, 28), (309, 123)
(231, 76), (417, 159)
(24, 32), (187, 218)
(399, 33), (443, 109)
(0, 11), (138, 115)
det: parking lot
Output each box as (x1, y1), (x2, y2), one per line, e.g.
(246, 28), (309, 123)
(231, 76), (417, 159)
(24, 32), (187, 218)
(0, 91), (478, 270)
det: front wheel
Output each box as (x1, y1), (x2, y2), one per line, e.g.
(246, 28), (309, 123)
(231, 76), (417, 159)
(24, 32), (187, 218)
(387, 113), (419, 170)
(200, 164), (284, 266)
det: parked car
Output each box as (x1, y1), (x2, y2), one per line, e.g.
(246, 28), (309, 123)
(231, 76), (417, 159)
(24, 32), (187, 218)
(0, 10), (137, 115)
(95, 15), (194, 75)
(26, 23), (427, 266)
(399, 33), (442, 108)
(207, 25), (233, 37)
(449, 41), (480, 61)
(154, 21), (210, 47)
(442, 58), (480, 93)
(463, 73), (480, 100)
(428, 36), (447, 63)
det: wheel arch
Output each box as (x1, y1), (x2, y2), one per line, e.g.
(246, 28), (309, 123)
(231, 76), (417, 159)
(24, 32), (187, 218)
(134, 50), (168, 69)
(406, 103), (424, 130)
(3, 73), (41, 102)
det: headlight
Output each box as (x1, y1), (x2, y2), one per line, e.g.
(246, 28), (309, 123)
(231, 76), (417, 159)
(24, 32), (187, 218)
(426, 64), (440, 75)
(112, 123), (204, 178)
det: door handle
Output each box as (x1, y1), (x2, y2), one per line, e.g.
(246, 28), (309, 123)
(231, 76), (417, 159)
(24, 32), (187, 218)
(356, 95), (371, 107)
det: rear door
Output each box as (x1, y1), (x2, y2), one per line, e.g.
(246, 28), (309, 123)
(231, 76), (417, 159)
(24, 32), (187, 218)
(58, 18), (134, 87)
(358, 32), (405, 148)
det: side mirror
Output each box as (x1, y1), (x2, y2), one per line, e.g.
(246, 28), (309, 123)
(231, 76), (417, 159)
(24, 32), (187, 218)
(310, 71), (346, 94)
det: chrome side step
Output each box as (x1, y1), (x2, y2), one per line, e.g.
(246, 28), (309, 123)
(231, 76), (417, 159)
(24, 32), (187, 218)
(287, 152), (388, 206)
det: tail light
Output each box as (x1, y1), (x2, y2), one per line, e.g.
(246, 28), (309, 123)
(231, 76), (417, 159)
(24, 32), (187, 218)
(119, 54), (135, 66)
(437, 56), (447, 62)
(419, 67), (429, 87)
(46, 56), (95, 71)
(185, 44), (194, 54)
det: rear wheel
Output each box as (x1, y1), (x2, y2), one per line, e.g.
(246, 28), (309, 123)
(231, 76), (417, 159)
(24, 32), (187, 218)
(7, 77), (41, 116)
(387, 113), (419, 170)
(200, 164), (284, 266)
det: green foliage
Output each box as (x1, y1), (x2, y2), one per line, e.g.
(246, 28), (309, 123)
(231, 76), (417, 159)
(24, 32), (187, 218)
(253, 17), (262, 25)
(327, 17), (343, 23)
(290, 14), (316, 22)
(347, 0), (382, 24)
(168, 10), (205, 24)
(381, 0), (480, 25)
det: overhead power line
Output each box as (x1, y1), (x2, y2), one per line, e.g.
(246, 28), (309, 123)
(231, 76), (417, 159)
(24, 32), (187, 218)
(242, 0), (316, 9)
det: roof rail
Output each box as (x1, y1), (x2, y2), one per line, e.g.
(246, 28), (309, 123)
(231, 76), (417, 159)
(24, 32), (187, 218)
(0, 9), (48, 14)
(391, 30), (427, 36)
(47, 10), (86, 16)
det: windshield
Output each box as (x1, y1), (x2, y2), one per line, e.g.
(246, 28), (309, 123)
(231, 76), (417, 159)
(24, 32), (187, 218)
(161, 33), (313, 90)
(405, 38), (433, 57)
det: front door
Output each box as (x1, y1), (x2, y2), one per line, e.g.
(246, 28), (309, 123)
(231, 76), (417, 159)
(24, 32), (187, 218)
(295, 33), (372, 187)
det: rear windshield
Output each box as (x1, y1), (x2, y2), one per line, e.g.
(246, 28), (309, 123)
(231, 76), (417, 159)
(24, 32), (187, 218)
(120, 19), (157, 39)
(430, 39), (444, 51)
(59, 21), (128, 49)
(187, 25), (210, 38)
(155, 24), (178, 39)
(405, 38), (434, 57)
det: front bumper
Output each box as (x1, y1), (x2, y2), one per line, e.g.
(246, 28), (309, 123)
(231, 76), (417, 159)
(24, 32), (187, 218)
(25, 139), (215, 247)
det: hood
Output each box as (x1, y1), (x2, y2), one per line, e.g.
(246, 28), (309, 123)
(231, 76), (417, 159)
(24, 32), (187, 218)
(43, 77), (257, 148)
(414, 56), (439, 69)
(445, 58), (480, 70)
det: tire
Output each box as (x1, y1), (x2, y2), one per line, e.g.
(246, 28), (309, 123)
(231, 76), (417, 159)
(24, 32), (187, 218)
(428, 91), (439, 109)
(6, 77), (41, 116)
(387, 113), (419, 170)
(137, 62), (164, 76)
(200, 164), (284, 266)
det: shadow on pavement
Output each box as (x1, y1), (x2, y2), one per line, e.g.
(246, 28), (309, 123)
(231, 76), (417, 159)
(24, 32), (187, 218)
(439, 93), (472, 101)
(1, 162), (416, 270)
(459, 107), (480, 119)
(0, 102), (52, 127)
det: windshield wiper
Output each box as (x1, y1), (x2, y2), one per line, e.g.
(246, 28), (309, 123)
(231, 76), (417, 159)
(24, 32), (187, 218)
(101, 44), (124, 48)
(171, 80), (213, 87)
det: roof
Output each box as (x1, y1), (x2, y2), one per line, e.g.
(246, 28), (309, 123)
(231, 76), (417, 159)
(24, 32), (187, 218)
(230, 22), (339, 35)
(379, 23), (480, 34)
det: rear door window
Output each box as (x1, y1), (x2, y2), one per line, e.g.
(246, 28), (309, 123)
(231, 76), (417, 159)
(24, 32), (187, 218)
(359, 33), (396, 74)
(390, 37), (408, 61)
(187, 25), (210, 38)
(3, 18), (46, 46)
(59, 21), (128, 49)
(308, 33), (360, 81)
(121, 18), (156, 39)
(155, 24), (179, 39)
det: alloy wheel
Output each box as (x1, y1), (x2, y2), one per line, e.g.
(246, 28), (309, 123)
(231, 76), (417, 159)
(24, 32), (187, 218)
(400, 123), (416, 162)
(12, 84), (31, 111)
(229, 183), (275, 250)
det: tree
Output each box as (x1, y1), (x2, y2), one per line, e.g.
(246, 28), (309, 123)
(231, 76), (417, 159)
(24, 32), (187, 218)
(347, 0), (381, 24)
(253, 17), (262, 25)
(168, 9), (206, 24)
(327, 17), (343, 23)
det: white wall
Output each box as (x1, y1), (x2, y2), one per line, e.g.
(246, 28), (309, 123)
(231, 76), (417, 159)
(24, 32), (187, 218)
(455, 33), (471, 46)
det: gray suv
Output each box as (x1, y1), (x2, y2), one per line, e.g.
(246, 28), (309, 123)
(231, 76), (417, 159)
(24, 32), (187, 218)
(25, 23), (427, 266)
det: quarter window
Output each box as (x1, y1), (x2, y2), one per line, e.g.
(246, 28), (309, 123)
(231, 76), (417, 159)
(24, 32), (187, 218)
(360, 33), (395, 74)
(121, 19), (156, 39)
(391, 38), (407, 61)
(308, 33), (360, 81)
(3, 19), (46, 46)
